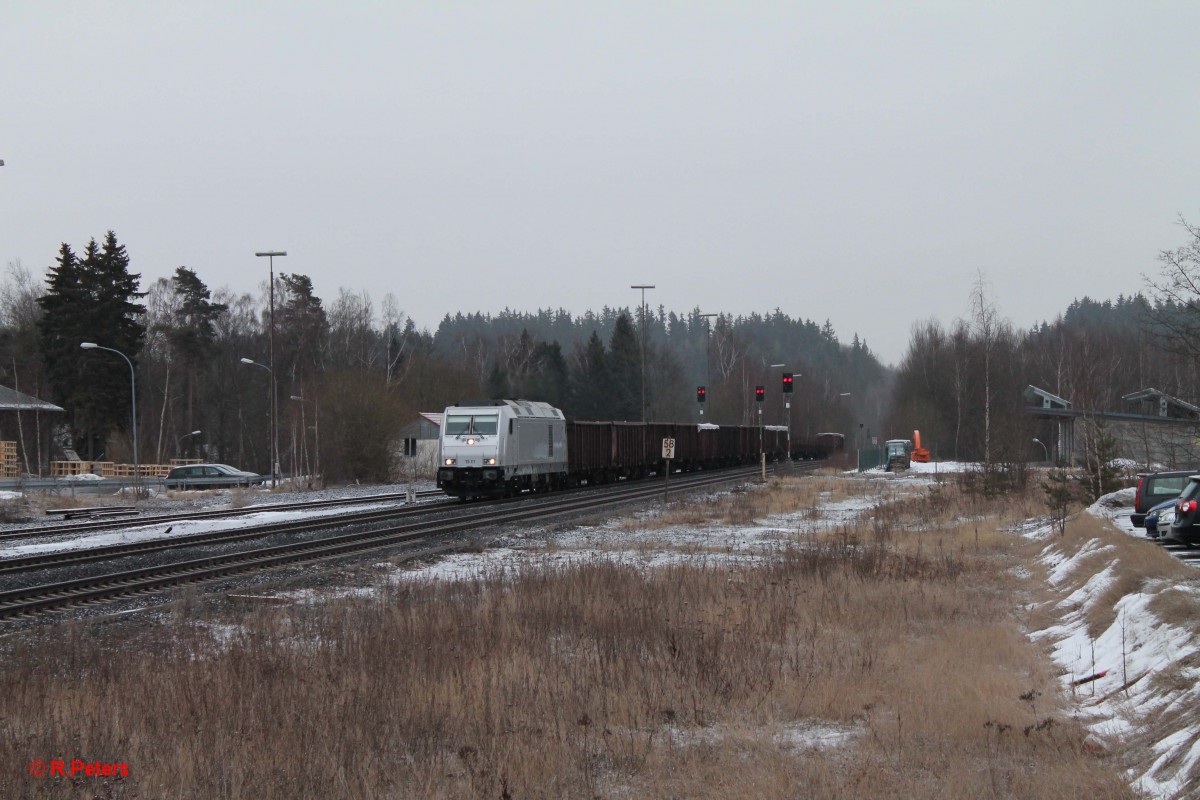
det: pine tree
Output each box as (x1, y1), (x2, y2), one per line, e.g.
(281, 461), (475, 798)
(38, 232), (146, 458)
(165, 267), (227, 452)
(529, 341), (571, 409)
(607, 312), (641, 421)
(570, 332), (609, 420)
(276, 273), (328, 383)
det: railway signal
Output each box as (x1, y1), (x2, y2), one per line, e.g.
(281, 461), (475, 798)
(696, 386), (706, 403)
(755, 385), (765, 402)
(782, 373), (794, 393)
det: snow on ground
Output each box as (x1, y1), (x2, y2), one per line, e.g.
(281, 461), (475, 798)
(0, 482), (439, 559)
(1023, 489), (1200, 799)
(0, 502), (401, 558)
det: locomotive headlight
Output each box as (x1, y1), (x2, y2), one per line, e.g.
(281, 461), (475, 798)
(485, 457), (497, 465)
(444, 457), (456, 466)
(467, 437), (476, 445)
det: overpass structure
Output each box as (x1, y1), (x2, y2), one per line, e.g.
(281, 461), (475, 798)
(1025, 385), (1200, 468)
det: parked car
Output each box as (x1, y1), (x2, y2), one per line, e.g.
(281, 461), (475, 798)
(1144, 498), (1177, 539)
(1131, 470), (1197, 527)
(164, 463), (265, 490)
(1167, 476), (1200, 547)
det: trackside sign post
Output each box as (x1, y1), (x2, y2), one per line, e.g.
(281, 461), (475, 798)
(662, 438), (675, 501)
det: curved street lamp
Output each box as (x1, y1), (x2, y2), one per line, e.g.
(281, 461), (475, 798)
(1033, 437), (1050, 463)
(80, 342), (138, 491)
(177, 429), (202, 458)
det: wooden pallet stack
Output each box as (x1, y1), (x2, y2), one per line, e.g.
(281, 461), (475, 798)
(0, 441), (17, 478)
(50, 460), (93, 477)
(50, 460), (176, 479)
(109, 463), (171, 478)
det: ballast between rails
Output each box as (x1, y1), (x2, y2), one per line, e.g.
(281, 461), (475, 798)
(0, 465), (782, 620)
(1, 489), (447, 543)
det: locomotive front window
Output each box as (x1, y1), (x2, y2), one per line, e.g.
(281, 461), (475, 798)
(446, 414), (499, 435)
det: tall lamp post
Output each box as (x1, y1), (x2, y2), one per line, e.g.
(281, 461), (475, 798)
(290, 395), (319, 486)
(1033, 437), (1050, 463)
(240, 357), (278, 488)
(631, 284), (654, 422)
(80, 342), (138, 492)
(176, 429), (202, 458)
(255, 251), (286, 484)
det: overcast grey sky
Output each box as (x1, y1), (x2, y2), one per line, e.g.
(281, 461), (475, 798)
(2, 2), (1197, 364)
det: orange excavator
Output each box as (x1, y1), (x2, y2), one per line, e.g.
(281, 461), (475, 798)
(912, 430), (931, 463)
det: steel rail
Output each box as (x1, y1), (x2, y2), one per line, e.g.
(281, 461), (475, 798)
(0, 489), (446, 542)
(0, 466), (778, 619)
(2, 466), (776, 578)
(0, 495), (463, 575)
(2, 463), (811, 574)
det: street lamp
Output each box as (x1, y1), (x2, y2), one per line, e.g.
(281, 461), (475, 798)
(290, 395), (319, 486)
(80, 342), (138, 492)
(631, 284), (654, 422)
(240, 357), (278, 487)
(176, 429), (202, 458)
(1033, 437), (1050, 463)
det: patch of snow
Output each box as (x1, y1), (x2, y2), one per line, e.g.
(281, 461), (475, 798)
(0, 500), (411, 559)
(774, 720), (862, 751)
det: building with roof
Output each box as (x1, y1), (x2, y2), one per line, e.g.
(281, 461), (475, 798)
(0, 385), (64, 477)
(396, 412), (443, 479)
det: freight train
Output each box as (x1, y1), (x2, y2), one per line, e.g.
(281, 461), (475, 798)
(435, 399), (842, 499)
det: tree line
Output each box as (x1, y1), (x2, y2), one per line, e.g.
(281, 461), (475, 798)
(887, 217), (1200, 496)
(0, 233), (888, 482)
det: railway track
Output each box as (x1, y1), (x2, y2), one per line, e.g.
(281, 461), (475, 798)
(0, 464), (804, 620)
(0, 494), (462, 576)
(0, 489), (447, 542)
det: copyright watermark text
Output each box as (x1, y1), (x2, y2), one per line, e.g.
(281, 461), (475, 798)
(29, 759), (129, 779)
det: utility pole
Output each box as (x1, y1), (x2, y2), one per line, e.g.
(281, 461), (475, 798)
(631, 284), (654, 422)
(256, 251), (286, 483)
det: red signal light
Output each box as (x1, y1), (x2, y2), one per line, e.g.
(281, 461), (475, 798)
(782, 373), (794, 393)
(755, 386), (765, 402)
(696, 386), (707, 403)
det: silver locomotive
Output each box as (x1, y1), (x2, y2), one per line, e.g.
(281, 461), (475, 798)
(437, 399), (567, 498)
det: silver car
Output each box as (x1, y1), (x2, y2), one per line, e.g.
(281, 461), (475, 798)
(164, 463), (265, 490)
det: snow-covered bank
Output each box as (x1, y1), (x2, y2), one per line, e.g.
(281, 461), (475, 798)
(1028, 492), (1200, 799)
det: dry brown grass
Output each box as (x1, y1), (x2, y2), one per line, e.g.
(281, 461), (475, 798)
(1148, 585), (1200, 633)
(0, 478), (1136, 799)
(1037, 513), (1197, 641)
(635, 476), (860, 532)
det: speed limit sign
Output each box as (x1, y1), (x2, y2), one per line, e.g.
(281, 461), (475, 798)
(662, 438), (676, 459)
